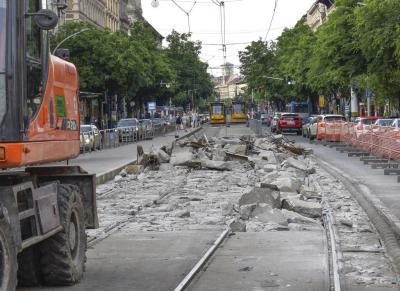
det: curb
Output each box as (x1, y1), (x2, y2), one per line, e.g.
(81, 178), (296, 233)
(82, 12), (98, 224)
(95, 126), (203, 185)
(315, 157), (400, 274)
(175, 126), (203, 141)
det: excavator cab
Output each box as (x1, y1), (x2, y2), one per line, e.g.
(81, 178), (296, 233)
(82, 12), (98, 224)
(0, 2), (97, 289)
(0, 0), (80, 169)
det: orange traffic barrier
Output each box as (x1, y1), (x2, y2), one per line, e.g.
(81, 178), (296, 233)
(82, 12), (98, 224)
(317, 121), (400, 162)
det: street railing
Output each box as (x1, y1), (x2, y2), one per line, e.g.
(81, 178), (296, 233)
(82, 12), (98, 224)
(79, 123), (177, 154)
(249, 119), (263, 135)
(316, 121), (400, 162)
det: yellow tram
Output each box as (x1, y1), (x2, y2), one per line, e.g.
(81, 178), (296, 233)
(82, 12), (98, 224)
(209, 102), (226, 124)
(230, 101), (248, 123)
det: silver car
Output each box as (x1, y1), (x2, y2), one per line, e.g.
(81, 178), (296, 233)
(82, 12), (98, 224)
(80, 124), (102, 151)
(117, 118), (140, 142)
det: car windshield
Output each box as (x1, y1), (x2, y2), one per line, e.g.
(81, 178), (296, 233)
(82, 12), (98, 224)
(325, 116), (345, 122)
(361, 119), (377, 125)
(376, 119), (392, 126)
(0, 0), (7, 125)
(80, 126), (92, 133)
(118, 119), (137, 127)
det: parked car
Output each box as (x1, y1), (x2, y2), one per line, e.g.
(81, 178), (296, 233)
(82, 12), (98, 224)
(276, 113), (302, 135)
(391, 118), (400, 129)
(353, 116), (381, 137)
(271, 112), (287, 132)
(302, 116), (317, 138)
(314, 114), (346, 141)
(117, 118), (140, 142)
(374, 118), (393, 127)
(80, 124), (102, 151)
(152, 118), (166, 130)
(257, 112), (271, 126)
(139, 119), (153, 139)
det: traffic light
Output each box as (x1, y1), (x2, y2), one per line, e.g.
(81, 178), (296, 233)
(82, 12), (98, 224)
(287, 77), (295, 85)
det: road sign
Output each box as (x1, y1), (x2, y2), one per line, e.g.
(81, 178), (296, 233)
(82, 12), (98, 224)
(148, 102), (156, 111)
(319, 95), (325, 108)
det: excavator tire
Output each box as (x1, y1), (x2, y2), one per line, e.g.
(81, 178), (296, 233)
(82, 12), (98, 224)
(40, 184), (87, 286)
(17, 246), (42, 286)
(0, 215), (17, 291)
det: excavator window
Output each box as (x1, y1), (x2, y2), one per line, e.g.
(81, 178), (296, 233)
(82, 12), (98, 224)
(26, 0), (43, 120)
(0, 0), (6, 124)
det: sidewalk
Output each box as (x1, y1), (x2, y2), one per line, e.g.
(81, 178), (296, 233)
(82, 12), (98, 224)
(51, 127), (202, 184)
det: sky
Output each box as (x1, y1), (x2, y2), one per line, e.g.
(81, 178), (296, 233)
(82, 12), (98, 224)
(142, 0), (316, 76)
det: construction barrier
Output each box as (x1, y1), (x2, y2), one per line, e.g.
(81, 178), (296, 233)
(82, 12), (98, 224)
(317, 121), (400, 161)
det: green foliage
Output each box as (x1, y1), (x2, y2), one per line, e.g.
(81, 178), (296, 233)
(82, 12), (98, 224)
(51, 23), (212, 109)
(165, 31), (214, 108)
(239, 0), (400, 109)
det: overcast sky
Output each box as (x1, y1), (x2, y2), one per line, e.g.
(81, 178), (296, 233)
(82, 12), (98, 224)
(142, 0), (316, 76)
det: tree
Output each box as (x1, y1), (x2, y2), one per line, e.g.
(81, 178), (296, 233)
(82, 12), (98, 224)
(355, 0), (400, 106)
(165, 31), (214, 109)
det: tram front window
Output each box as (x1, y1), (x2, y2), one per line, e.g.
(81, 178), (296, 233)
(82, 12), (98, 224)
(212, 105), (223, 115)
(233, 103), (244, 114)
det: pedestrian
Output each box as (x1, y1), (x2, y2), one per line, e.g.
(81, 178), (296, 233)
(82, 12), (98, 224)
(176, 115), (182, 131)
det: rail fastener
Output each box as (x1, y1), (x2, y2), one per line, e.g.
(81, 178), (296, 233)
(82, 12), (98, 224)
(384, 168), (400, 176)
(348, 152), (370, 157)
(371, 163), (399, 170)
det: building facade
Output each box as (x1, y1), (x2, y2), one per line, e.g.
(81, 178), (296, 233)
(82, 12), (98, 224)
(105, 0), (120, 32)
(127, 0), (142, 24)
(306, 0), (335, 31)
(65, 0), (106, 28)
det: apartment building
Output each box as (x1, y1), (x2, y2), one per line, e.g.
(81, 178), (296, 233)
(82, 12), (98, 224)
(306, 0), (336, 31)
(65, 0), (107, 28)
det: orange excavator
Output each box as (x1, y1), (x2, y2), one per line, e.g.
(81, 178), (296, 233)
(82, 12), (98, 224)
(0, 1), (97, 290)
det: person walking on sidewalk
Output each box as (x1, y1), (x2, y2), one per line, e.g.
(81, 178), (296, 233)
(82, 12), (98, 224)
(176, 115), (182, 131)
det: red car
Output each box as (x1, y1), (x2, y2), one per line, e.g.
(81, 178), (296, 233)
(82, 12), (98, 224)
(276, 114), (303, 135)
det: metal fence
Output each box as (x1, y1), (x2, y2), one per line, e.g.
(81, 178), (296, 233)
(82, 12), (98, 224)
(79, 124), (177, 154)
(249, 119), (263, 135)
(317, 122), (400, 162)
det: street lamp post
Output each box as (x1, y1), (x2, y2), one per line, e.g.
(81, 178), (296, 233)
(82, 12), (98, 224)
(52, 28), (91, 55)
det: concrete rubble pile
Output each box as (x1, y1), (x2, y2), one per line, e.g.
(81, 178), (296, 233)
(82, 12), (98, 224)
(89, 131), (399, 288)
(102, 133), (323, 235)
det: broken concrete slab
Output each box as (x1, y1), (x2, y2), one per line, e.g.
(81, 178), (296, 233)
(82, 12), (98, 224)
(239, 204), (257, 220)
(201, 160), (233, 171)
(280, 209), (320, 225)
(263, 164), (277, 173)
(239, 187), (281, 209)
(300, 186), (322, 200)
(170, 147), (194, 166)
(225, 144), (247, 156)
(250, 204), (288, 226)
(272, 176), (302, 193)
(282, 198), (322, 219)
(220, 202), (234, 216)
(282, 157), (315, 175)
(229, 219), (246, 232)
(157, 149), (170, 163)
(212, 149), (226, 161)
(259, 150), (277, 164)
(125, 164), (144, 175)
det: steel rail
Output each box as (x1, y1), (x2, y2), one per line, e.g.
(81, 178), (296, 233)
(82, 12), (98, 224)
(174, 228), (230, 291)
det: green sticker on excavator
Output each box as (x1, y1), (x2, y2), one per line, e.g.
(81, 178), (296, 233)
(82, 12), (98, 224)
(55, 95), (66, 117)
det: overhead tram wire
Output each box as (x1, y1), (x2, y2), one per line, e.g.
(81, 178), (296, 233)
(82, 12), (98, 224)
(170, 0), (197, 34)
(264, 0), (278, 42)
